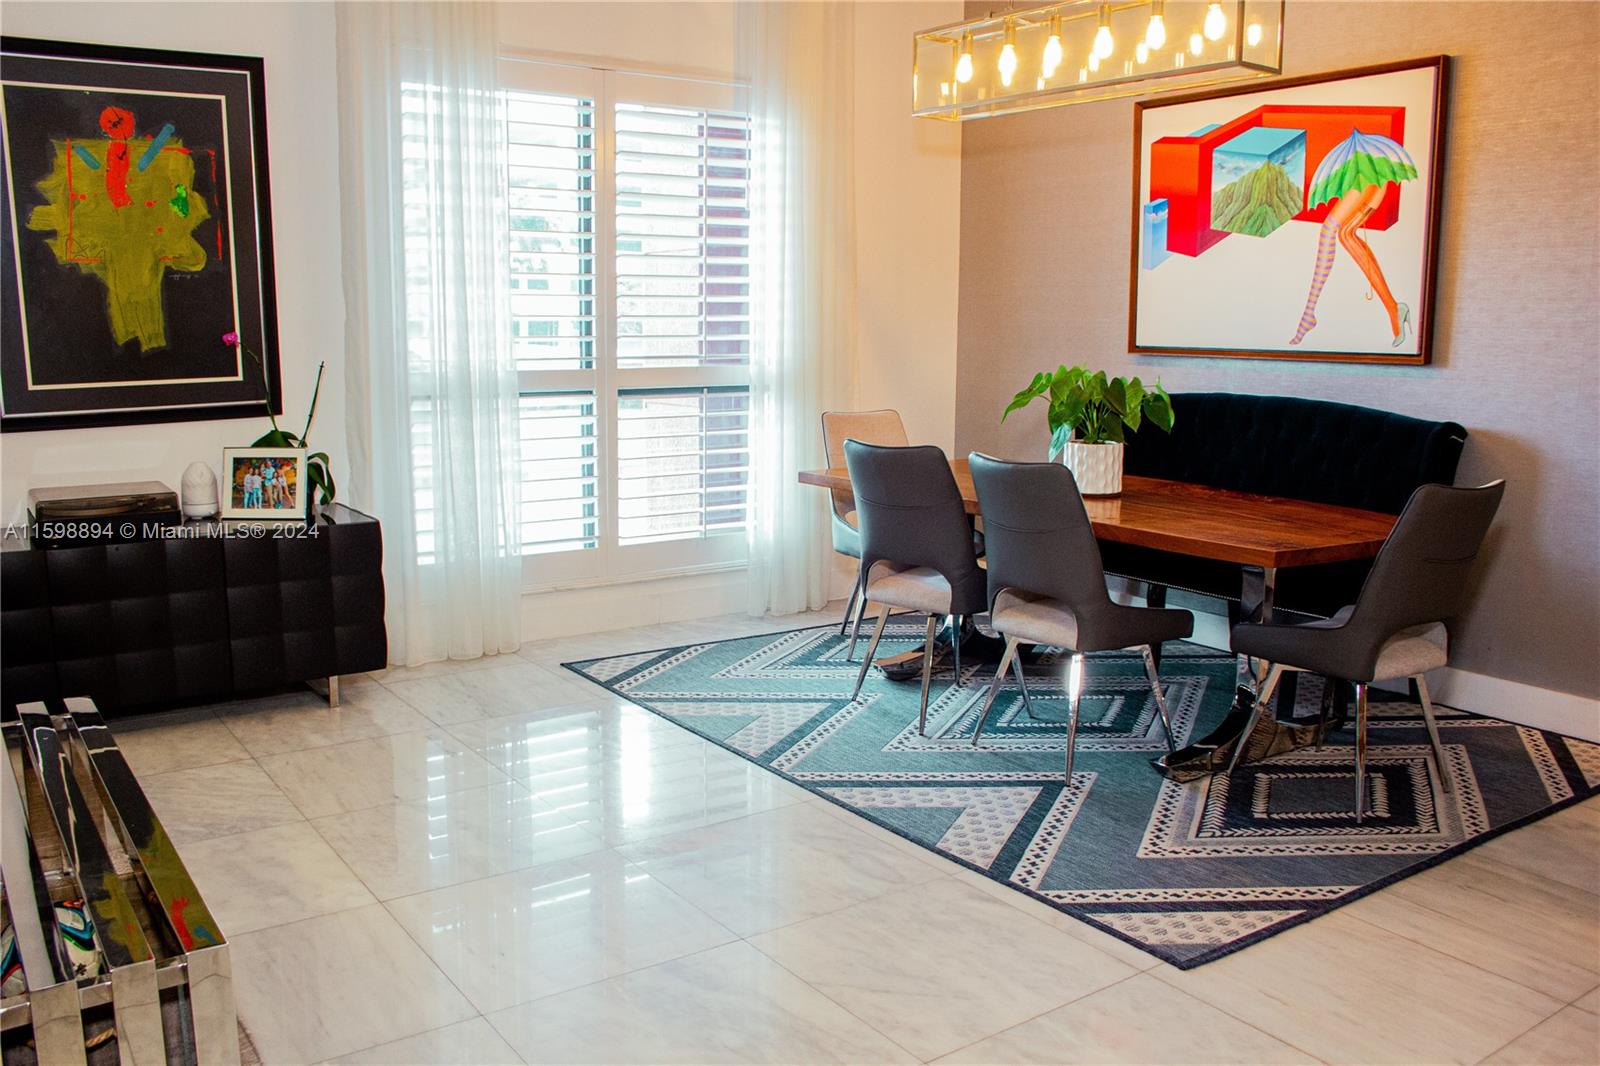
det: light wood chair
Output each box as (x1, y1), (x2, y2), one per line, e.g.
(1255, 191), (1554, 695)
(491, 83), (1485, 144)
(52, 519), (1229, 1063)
(820, 409), (908, 657)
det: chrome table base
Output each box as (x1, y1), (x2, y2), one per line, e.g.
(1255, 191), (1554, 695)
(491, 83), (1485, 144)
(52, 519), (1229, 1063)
(1, 698), (241, 1065)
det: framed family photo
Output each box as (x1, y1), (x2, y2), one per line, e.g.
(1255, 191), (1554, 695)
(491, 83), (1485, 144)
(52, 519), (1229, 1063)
(1129, 56), (1449, 365)
(0, 36), (281, 431)
(222, 447), (305, 520)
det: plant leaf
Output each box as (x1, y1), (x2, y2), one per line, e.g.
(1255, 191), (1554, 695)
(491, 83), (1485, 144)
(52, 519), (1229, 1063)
(1048, 421), (1072, 459)
(1144, 388), (1175, 432)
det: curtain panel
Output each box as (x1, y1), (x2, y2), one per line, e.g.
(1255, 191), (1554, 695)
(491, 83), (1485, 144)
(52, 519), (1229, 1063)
(739, 0), (859, 618)
(337, 1), (523, 665)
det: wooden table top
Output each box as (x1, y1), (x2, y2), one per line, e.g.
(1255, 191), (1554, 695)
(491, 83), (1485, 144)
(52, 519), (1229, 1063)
(798, 459), (1396, 570)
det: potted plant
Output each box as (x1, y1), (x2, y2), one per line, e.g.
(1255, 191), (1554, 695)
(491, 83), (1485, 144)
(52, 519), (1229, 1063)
(223, 331), (336, 512)
(1002, 365), (1175, 495)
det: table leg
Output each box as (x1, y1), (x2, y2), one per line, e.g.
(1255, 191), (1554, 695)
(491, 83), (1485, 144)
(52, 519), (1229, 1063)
(1238, 566), (1276, 690)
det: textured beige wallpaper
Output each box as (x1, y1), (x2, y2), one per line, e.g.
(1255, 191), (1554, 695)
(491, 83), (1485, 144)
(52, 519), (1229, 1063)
(955, 1), (1600, 697)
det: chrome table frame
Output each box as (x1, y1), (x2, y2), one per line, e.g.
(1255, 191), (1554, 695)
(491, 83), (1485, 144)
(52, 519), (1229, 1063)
(0, 698), (240, 1065)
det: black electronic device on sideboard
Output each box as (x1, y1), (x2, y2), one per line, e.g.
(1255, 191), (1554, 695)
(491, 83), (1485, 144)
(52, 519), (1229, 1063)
(26, 481), (182, 548)
(1, 502), (388, 715)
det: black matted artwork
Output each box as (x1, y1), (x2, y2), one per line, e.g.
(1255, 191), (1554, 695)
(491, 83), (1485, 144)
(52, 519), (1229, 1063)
(1, 37), (280, 431)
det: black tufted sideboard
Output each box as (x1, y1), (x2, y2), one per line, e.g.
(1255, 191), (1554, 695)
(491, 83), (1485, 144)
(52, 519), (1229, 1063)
(1, 504), (387, 715)
(1101, 393), (1468, 619)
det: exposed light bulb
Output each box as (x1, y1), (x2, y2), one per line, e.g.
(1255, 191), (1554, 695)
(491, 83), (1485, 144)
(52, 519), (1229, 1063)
(1093, 3), (1115, 60)
(955, 32), (974, 84)
(1042, 15), (1064, 78)
(1246, 21), (1263, 46)
(1204, 2), (1227, 41)
(1146, 1), (1167, 49)
(1189, 32), (1204, 55)
(1087, 51), (1100, 73)
(1146, 15), (1167, 49)
(1135, 41), (1150, 64)
(1078, 67), (1088, 83)
(998, 21), (1018, 87)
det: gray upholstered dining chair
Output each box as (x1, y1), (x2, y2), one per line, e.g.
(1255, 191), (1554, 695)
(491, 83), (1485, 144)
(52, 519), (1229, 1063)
(821, 409), (910, 655)
(966, 453), (1192, 781)
(1228, 481), (1506, 822)
(844, 441), (988, 734)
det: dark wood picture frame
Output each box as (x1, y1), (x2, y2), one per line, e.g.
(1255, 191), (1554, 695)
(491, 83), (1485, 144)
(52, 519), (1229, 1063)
(1128, 55), (1451, 366)
(0, 36), (281, 431)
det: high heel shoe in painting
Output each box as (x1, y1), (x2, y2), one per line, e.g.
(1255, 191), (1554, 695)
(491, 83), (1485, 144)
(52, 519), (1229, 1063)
(1391, 303), (1413, 348)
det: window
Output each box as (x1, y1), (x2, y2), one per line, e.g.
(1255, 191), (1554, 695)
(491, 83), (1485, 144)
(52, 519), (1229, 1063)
(501, 61), (751, 587)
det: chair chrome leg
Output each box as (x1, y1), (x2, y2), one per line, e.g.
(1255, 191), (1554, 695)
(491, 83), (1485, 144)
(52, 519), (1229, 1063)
(1011, 651), (1035, 719)
(950, 614), (963, 682)
(839, 568), (861, 637)
(846, 587), (871, 660)
(851, 606), (890, 700)
(1226, 664), (1284, 775)
(1414, 674), (1454, 795)
(1354, 681), (1370, 823)
(972, 637), (1020, 746)
(917, 614), (939, 736)
(1139, 644), (1177, 754)
(1063, 653), (1084, 784)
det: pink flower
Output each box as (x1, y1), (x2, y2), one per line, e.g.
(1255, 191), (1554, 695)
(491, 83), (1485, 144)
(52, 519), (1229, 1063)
(222, 331), (240, 346)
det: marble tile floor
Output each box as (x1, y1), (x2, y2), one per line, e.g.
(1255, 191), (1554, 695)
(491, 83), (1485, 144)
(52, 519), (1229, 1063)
(114, 605), (1600, 1065)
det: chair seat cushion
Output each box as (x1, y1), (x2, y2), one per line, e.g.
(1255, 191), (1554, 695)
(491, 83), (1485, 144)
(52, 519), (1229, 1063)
(1232, 609), (1449, 681)
(991, 590), (1193, 653)
(866, 563), (953, 615)
(1373, 623), (1448, 679)
(991, 591), (1079, 649)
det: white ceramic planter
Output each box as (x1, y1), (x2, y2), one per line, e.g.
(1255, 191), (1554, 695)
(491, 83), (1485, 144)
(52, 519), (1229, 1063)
(1061, 440), (1124, 496)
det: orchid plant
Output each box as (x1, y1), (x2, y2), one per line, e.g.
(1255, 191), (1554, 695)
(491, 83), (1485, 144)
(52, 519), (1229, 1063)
(224, 331), (336, 507)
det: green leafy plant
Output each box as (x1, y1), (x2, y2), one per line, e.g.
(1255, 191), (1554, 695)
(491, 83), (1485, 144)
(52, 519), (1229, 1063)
(224, 332), (336, 507)
(1003, 364), (1175, 456)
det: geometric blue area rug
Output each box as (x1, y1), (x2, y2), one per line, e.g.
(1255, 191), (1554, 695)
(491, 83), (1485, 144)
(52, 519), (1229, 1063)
(564, 617), (1600, 968)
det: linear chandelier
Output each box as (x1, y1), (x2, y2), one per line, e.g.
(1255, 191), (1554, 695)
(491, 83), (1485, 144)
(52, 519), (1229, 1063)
(913, 1), (1284, 120)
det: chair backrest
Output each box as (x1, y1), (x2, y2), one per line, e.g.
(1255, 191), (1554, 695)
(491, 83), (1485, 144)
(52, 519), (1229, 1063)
(823, 410), (908, 519)
(844, 441), (985, 615)
(1346, 480), (1506, 640)
(968, 452), (1110, 613)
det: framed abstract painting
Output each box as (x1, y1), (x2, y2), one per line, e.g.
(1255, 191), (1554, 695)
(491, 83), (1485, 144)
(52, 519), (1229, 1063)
(1129, 56), (1449, 365)
(0, 37), (280, 431)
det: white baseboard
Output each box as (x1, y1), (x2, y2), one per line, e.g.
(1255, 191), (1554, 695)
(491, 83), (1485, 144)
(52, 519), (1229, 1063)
(1114, 586), (1599, 742)
(1402, 668), (1600, 743)
(527, 573), (1599, 742)
(519, 570), (749, 642)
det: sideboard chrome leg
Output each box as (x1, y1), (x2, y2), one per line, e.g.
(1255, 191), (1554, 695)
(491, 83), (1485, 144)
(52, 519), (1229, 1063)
(307, 676), (341, 707)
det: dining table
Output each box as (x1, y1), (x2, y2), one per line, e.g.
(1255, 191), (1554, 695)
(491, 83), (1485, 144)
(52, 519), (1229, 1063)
(799, 459), (1397, 623)
(799, 459), (1400, 769)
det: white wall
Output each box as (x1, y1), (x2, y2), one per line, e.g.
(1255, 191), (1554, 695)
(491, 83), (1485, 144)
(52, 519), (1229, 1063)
(853, 0), (963, 454)
(0, 2), (345, 523)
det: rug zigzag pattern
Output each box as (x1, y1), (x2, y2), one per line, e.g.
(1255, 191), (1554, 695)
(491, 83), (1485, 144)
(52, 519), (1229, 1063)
(566, 619), (1600, 967)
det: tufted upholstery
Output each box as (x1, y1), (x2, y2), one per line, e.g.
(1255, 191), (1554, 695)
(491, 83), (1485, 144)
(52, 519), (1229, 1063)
(0, 505), (387, 716)
(1102, 393), (1468, 617)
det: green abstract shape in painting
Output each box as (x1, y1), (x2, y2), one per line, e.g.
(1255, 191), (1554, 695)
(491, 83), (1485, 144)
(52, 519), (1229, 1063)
(27, 135), (210, 352)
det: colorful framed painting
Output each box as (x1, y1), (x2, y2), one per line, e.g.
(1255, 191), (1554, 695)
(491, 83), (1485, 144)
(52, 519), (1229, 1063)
(0, 37), (280, 431)
(1129, 56), (1449, 365)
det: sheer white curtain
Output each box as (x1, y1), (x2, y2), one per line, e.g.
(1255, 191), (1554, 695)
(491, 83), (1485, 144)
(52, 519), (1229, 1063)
(740, 0), (858, 618)
(337, 1), (522, 665)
